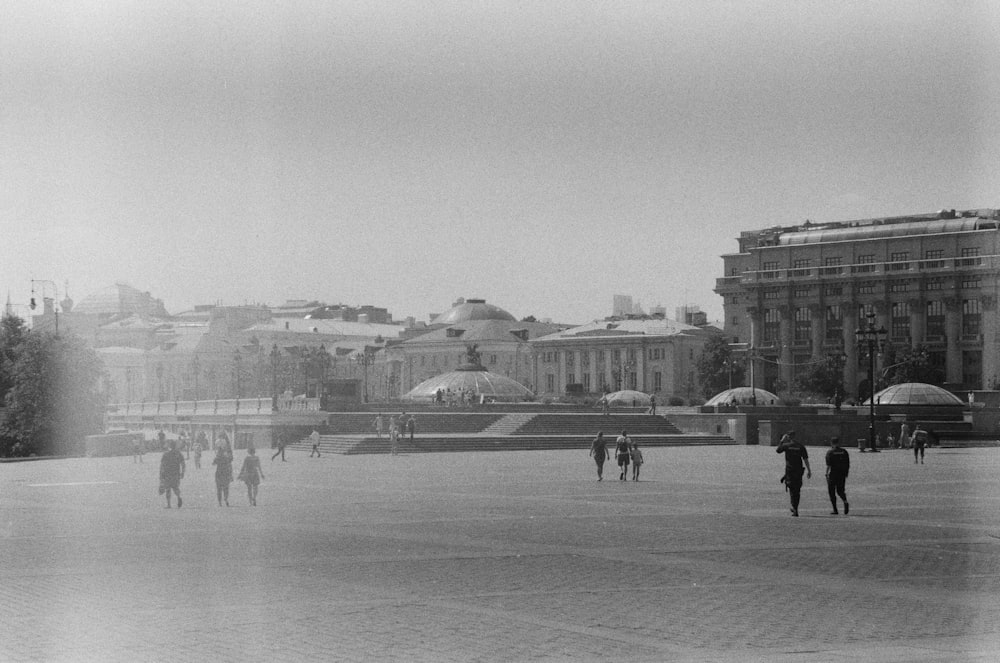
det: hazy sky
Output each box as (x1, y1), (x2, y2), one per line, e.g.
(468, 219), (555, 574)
(4, 1), (999, 325)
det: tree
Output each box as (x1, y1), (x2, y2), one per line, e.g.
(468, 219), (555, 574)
(521, 315), (537, 322)
(793, 356), (845, 402)
(696, 335), (745, 399)
(882, 345), (943, 387)
(1, 332), (105, 457)
(0, 314), (29, 405)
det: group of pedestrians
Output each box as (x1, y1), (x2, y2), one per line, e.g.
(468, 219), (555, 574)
(373, 413), (416, 455)
(159, 435), (264, 508)
(589, 430), (643, 481)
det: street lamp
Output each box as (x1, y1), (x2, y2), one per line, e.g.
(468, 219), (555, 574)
(827, 352), (847, 410)
(270, 344), (281, 411)
(355, 347), (375, 403)
(855, 312), (887, 452)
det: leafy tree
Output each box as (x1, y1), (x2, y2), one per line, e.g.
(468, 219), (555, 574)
(881, 344), (944, 387)
(1, 332), (105, 457)
(793, 356), (845, 402)
(521, 315), (537, 322)
(0, 314), (29, 404)
(696, 335), (745, 399)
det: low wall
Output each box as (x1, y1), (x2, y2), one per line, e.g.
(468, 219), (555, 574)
(85, 432), (144, 457)
(667, 413), (747, 444)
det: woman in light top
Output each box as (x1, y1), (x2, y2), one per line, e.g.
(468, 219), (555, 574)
(238, 446), (265, 506)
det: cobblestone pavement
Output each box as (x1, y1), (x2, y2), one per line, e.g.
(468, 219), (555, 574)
(2, 445), (999, 662)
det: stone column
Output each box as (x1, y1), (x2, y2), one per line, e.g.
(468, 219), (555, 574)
(945, 297), (963, 385)
(982, 296), (998, 389)
(908, 297), (925, 347)
(778, 305), (793, 389)
(809, 303), (824, 360)
(746, 306), (762, 390)
(842, 303), (859, 398)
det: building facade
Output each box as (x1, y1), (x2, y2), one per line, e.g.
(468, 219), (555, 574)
(530, 316), (714, 400)
(715, 208), (1000, 395)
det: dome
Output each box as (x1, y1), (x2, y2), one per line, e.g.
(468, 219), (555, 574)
(73, 283), (169, 317)
(705, 386), (781, 406)
(601, 390), (652, 407)
(431, 299), (516, 325)
(403, 369), (534, 403)
(868, 383), (964, 406)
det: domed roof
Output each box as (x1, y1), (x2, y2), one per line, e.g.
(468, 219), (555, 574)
(431, 299), (516, 325)
(73, 283), (169, 317)
(601, 390), (652, 407)
(403, 369), (534, 403)
(705, 386), (781, 406)
(868, 383), (964, 406)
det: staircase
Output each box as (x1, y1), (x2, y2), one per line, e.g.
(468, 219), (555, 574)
(481, 413), (537, 435)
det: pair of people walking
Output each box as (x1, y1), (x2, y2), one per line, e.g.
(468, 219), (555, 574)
(589, 430), (642, 481)
(160, 437), (261, 508)
(776, 431), (849, 517)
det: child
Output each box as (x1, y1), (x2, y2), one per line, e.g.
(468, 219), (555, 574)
(630, 443), (644, 481)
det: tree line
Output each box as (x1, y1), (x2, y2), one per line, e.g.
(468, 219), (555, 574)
(0, 315), (104, 457)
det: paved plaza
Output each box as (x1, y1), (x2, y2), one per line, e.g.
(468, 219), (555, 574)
(2, 444), (1000, 662)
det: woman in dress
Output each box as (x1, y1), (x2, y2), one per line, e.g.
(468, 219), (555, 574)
(238, 446), (264, 506)
(212, 439), (234, 506)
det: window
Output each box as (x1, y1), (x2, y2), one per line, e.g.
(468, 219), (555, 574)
(794, 307), (811, 343)
(489, 354), (497, 365)
(925, 249), (943, 259)
(820, 257), (843, 275)
(763, 288), (781, 300)
(926, 278), (944, 291)
(858, 282), (875, 294)
(763, 261), (779, 271)
(891, 302), (910, 340)
(653, 371), (662, 391)
(763, 308), (780, 344)
(888, 251), (910, 271)
(853, 254), (876, 274)
(963, 300), (981, 338)
(957, 247), (982, 267)
(889, 281), (909, 293)
(826, 305), (843, 343)
(926, 301), (945, 339)
(567, 373), (575, 385)
(823, 284), (843, 296)
(793, 287), (811, 297)
(565, 351), (575, 366)
(793, 258), (811, 268)
(583, 374), (591, 390)
(961, 277), (982, 289)
(823, 257), (842, 266)
(859, 303), (876, 322)
(596, 350), (605, 363)
(627, 349), (637, 362)
(546, 374), (555, 392)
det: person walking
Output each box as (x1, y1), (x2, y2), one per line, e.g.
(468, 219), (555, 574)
(309, 429), (321, 457)
(825, 436), (850, 515)
(647, 394), (657, 415)
(212, 439), (234, 506)
(192, 437), (203, 470)
(132, 435), (143, 463)
(389, 415), (400, 455)
(615, 430), (631, 481)
(406, 414), (416, 443)
(898, 421), (911, 450)
(776, 430), (811, 517)
(590, 431), (610, 481)
(158, 439), (186, 509)
(912, 424), (928, 464)
(237, 446), (264, 506)
(373, 413), (384, 440)
(271, 432), (288, 462)
(630, 442), (644, 481)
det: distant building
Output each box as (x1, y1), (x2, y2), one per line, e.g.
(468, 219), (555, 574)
(715, 208), (1000, 394)
(675, 305), (708, 327)
(613, 294), (645, 317)
(530, 316), (715, 398)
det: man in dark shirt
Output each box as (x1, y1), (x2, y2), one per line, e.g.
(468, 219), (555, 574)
(776, 430), (811, 517)
(159, 440), (186, 509)
(825, 436), (850, 515)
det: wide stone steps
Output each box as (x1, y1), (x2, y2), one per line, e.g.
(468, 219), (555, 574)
(289, 433), (735, 455)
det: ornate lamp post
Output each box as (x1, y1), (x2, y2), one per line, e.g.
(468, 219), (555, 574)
(355, 347), (375, 403)
(855, 312), (887, 452)
(827, 352), (847, 410)
(270, 344), (281, 411)
(191, 354), (201, 401)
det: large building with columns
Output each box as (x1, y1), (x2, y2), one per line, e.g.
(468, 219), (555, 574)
(715, 208), (1000, 396)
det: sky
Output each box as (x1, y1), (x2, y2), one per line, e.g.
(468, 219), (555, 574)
(3, 1), (999, 326)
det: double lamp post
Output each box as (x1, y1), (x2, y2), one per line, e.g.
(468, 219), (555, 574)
(855, 311), (887, 453)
